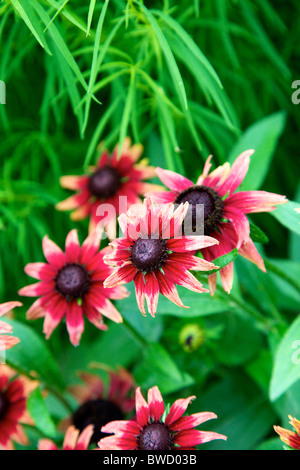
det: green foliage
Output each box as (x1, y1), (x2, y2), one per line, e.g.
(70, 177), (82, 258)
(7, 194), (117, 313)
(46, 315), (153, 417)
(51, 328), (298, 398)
(0, 0), (299, 451)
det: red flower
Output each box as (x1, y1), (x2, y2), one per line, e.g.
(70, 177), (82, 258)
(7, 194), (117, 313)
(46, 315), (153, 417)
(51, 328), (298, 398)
(18, 229), (128, 346)
(147, 150), (287, 294)
(38, 424), (95, 450)
(61, 366), (135, 445)
(103, 197), (219, 317)
(0, 365), (38, 450)
(0, 302), (22, 351)
(56, 138), (161, 239)
(98, 385), (227, 450)
(274, 415), (300, 450)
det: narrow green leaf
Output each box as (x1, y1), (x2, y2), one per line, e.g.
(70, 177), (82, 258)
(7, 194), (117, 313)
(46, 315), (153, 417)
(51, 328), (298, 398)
(139, 3), (188, 110)
(86, 0), (97, 36)
(81, 0), (110, 137)
(10, 0), (51, 54)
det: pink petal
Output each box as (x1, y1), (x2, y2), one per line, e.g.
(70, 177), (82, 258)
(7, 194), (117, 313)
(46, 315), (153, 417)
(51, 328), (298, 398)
(65, 229), (80, 263)
(62, 426), (80, 450)
(18, 281), (54, 297)
(0, 301), (22, 317)
(219, 262), (234, 294)
(239, 237), (266, 272)
(223, 205), (250, 249)
(83, 305), (108, 331)
(155, 271), (188, 309)
(165, 396), (196, 426)
(103, 264), (137, 288)
(217, 149), (254, 197)
(65, 301), (85, 347)
(24, 263), (57, 281)
(135, 386), (150, 427)
(225, 190), (287, 213)
(166, 235), (218, 252)
(0, 320), (13, 334)
(59, 175), (88, 190)
(79, 230), (102, 265)
(208, 272), (217, 296)
(156, 167), (193, 193)
(0, 335), (20, 350)
(163, 263), (209, 293)
(175, 429), (227, 447)
(98, 435), (137, 450)
(26, 298), (46, 320)
(147, 386), (165, 422)
(195, 155), (213, 186)
(42, 235), (66, 268)
(42, 296), (66, 340)
(170, 411), (218, 431)
(101, 420), (140, 436)
(38, 439), (59, 450)
(168, 253), (216, 272)
(146, 191), (177, 204)
(144, 272), (160, 317)
(134, 271), (146, 316)
(95, 296), (123, 324)
(75, 425), (94, 450)
(200, 161), (231, 189)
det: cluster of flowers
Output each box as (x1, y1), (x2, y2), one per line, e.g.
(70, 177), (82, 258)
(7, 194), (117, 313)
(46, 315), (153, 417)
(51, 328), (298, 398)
(1, 137), (294, 450)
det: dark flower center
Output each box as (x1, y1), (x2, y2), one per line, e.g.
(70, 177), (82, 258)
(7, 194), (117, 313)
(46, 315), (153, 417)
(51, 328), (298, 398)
(175, 185), (224, 235)
(72, 399), (124, 445)
(88, 166), (121, 199)
(131, 238), (168, 272)
(55, 264), (89, 299)
(138, 422), (174, 450)
(0, 392), (9, 420)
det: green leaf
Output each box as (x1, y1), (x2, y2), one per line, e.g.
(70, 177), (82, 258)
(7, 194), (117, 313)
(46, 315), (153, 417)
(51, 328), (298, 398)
(133, 343), (194, 395)
(270, 315), (300, 401)
(27, 387), (57, 438)
(197, 248), (238, 275)
(249, 222), (269, 244)
(139, 3), (188, 110)
(5, 319), (65, 391)
(228, 111), (286, 190)
(271, 199), (300, 235)
(10, 0), (51, 54)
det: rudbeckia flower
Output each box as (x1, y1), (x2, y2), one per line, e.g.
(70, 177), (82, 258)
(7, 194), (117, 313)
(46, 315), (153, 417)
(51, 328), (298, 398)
(0, 302), (22, 351)
(0, 365), (38, 450)
(98, 385), (227, 450)
(61, 366), (135, 445)
(274, 415), (300, 450)
(103, 196), (219, 317)
(38, 424), (95, 450)
(56, 138), (161, 239)
(147, 150), (287, 294)
(18, 229), (128, 346)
